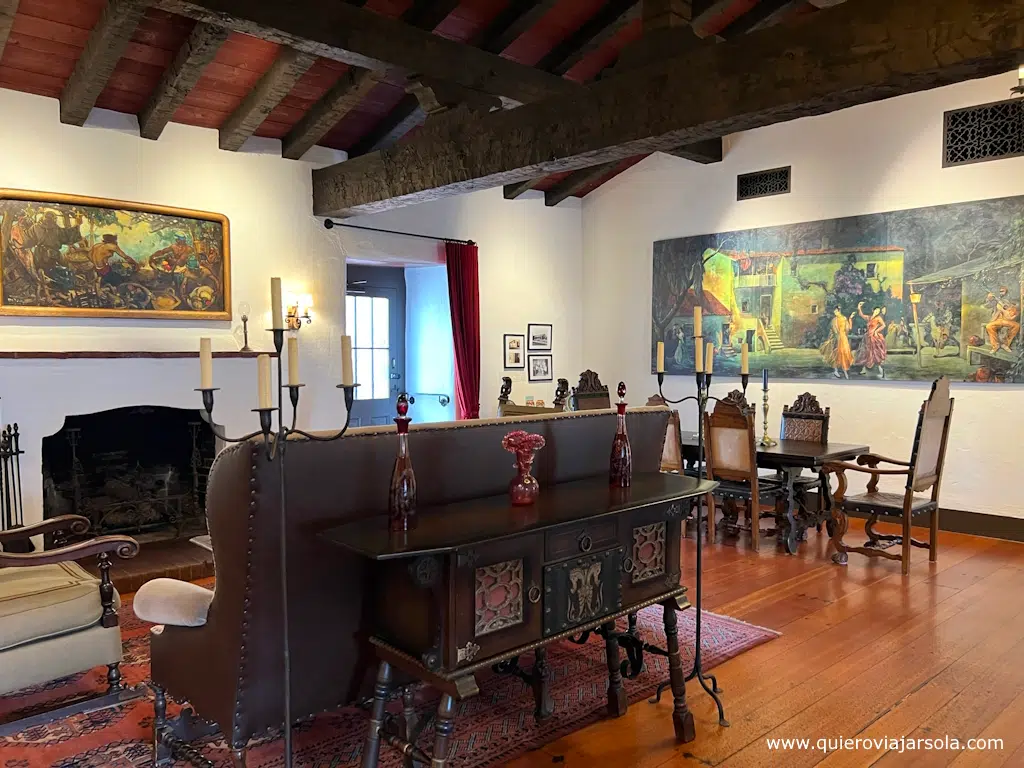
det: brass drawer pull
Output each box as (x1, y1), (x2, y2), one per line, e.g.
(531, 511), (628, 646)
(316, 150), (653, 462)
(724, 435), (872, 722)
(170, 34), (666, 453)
(579, 534), (593, 553)
(622, 557), (635, 574)
(528, 584), (542, 604)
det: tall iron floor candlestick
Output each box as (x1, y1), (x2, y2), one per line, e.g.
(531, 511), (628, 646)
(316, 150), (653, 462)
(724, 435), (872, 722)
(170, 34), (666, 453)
(651, 348), (745, 728)
(194, 329), (358, 768)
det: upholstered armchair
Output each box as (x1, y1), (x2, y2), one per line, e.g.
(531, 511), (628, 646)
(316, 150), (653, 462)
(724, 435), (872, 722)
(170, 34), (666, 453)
(0, 515), (140, 737)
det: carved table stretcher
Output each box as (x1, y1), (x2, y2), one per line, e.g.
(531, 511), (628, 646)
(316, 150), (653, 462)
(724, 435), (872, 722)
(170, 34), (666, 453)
(320, 472), (716, 768)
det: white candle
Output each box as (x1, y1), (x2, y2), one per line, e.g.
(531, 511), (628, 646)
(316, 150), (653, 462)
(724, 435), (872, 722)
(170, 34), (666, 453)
(693, 306), (703, 338)
(695, 341), (704, 373)
(257, 354), (272, 408)
(287, 336), (300, 386)
(199, 337), (213, 389)
(270, 277), (284, 330)
(656, 341), (665, 373)
(341, 335), (354, 386)
(706, 342), (715, 374)
(740, 342), (749, 375)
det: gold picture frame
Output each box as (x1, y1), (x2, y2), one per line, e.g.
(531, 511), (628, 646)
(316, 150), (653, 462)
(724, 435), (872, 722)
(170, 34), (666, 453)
(0, 189), (231, 320)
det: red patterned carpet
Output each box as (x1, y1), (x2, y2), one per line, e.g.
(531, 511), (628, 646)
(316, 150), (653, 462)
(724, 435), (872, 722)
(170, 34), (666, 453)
(1, 591), (777, 768)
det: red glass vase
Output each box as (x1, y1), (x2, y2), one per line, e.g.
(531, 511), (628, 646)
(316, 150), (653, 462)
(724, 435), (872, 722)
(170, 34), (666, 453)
(389, 394), (417, 532)
(610, 382), (632, 488)
(509, 449), (540, 506)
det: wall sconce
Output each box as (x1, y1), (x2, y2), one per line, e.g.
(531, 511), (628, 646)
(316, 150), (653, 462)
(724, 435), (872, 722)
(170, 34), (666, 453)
(285, 293), (313, 330)
(1013, 64), (1024, 96)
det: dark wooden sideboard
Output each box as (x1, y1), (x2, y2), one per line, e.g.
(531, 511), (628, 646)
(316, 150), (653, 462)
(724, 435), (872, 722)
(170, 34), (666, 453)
(320, 471), (716, 768)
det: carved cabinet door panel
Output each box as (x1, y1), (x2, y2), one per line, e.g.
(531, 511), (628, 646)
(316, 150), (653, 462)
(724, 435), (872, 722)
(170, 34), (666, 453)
(619, 501), (683, 605)
(449, 533), (543, 669)
(542, 547), (624, 637)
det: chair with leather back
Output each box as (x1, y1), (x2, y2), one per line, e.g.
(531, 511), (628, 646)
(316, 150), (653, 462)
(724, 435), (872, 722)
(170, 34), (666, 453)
(823, 377), (953, 575)
(780, 393), (831, 534)
(570, 370), (611, 411)
(704, 398), (785, 551)
(0, 516), (140, 737)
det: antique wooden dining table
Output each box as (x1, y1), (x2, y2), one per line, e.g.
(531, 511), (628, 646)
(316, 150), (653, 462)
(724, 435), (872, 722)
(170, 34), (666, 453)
(678, 433), (869, 554)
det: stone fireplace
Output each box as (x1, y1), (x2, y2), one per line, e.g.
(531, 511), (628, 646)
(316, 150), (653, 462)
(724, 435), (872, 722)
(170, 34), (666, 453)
(42, 405), (216, 541)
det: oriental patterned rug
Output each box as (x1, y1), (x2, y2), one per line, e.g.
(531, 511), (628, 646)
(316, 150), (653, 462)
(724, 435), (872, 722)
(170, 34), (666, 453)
(0, 587), (778, 768)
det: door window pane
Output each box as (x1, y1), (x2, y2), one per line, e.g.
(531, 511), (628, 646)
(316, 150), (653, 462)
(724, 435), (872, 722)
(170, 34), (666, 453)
(347, 290), (393, 401)
(355, 348), (373, 401)
(373, 349), (389, 400)
(373, 297), (389, 348)
(354, 295), (373, 348)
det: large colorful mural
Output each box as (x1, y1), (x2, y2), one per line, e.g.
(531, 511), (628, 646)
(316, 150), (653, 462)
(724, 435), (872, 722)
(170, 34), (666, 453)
(651, 195), (1024, 383)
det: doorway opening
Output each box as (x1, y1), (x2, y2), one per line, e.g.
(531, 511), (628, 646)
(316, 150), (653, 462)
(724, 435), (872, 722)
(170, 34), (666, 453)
(346, 263), (455, 426)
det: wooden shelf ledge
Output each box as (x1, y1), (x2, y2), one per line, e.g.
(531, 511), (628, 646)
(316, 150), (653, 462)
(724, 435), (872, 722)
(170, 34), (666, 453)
(0, 350), (276, 359)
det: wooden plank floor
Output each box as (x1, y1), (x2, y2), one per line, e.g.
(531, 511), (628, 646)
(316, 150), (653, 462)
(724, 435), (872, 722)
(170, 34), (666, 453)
(507, 519), (1024, 768)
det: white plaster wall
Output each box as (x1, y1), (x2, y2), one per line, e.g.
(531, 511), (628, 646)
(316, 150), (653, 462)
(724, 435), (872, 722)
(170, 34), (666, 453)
(346, 187), (585, 417)
(0, 88), (352, 525)
(580, 73), (1024, 517)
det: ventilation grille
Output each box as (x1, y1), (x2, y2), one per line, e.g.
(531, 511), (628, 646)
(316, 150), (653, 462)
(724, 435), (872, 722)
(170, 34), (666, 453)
(737, 166), (791, 200)
(943, 99), (1024, 167)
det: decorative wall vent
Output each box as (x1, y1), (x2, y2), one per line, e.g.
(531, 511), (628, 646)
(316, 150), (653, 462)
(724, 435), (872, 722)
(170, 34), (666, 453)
(737, 166), (791, 201)
(943, 98), (1024, 167)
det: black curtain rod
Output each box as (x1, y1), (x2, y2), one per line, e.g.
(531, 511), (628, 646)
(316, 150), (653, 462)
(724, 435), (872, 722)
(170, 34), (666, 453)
(323, 219), (474, 246)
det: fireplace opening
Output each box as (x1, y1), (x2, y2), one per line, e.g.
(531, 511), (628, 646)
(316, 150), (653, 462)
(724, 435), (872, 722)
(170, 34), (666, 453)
(42, 406), (216, 542)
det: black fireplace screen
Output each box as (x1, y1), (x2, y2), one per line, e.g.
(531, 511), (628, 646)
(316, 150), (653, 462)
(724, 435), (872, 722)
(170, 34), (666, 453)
(42, 406), (216, 538)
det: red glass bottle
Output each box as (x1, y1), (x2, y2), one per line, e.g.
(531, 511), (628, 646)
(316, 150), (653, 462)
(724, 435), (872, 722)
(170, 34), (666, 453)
(389, 393), (417, 532)
(610, 381), (632, 488)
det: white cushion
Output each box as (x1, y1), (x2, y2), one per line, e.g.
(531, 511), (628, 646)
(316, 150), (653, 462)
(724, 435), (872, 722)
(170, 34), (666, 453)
(133, 578), (213, 627)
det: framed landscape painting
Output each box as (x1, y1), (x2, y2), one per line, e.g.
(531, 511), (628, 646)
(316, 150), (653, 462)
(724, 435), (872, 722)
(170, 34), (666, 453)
(0, 189), (231, 320)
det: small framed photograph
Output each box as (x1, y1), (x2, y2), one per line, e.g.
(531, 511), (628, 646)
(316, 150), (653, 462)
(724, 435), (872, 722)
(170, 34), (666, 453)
(504, 334), (525, 369)
(528, 354), (553, 382)
(527, 323), (552, 351)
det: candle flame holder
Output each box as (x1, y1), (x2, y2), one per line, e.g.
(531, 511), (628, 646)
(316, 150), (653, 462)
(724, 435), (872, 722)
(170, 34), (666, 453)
(759, 386), (778, 449)
(195, 326), (357, 768)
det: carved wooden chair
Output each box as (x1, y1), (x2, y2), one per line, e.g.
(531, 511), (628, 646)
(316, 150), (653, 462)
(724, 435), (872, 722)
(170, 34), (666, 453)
(0, 515), (141, 737)
(780, 393), (831, 534)
(704, 399), (785, 551)
(823, 377), (954, 575)
(570, 370), (611, 411)
(497, 377), (570, 416)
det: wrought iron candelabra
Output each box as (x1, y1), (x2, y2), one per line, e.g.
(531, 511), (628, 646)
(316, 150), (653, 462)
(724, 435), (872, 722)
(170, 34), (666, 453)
(651, 335), (749, 729)
(196, 328), (358, 768)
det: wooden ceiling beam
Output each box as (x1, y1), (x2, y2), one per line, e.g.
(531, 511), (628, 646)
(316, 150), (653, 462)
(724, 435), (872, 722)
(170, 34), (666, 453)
(156, 0), (577, 104)
(282, 68), (384, 160)
(718, 0), (806, 36)
(402, 0), (462, 32)
(59, 0), (150, 126)
(536, 0), (640, 75)
(0, 0), (18, 61)
(544, 162), (618, 206)
(348, 0), (558, 158)
(219, 47), (316, 151)
(312, 0), (1024, 217)
(503, 177), (543, 200)
(476, 0), (560, 54)
(664, 137), (723, 164)
(139, 22), (230, 140)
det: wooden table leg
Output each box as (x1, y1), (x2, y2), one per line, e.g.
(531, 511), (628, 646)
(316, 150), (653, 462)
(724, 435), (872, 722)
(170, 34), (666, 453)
(430, 694), (456, 768)
(531, 647), (554, 720)
(402, 686), (418, 768)
(603, 620), (628, 717)
(361, 661), (392, 768)
(782, 467), (800, 555)
(663, 601), (696, 743)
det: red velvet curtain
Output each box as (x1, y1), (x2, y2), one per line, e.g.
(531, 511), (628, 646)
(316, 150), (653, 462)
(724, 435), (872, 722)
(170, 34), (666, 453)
(445, 241), (481, 419)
